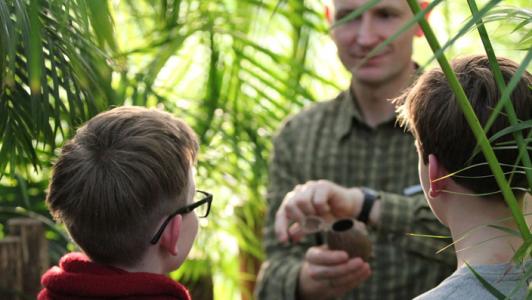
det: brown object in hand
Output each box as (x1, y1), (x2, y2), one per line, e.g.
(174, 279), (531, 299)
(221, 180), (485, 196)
(326, 218), (372, 261)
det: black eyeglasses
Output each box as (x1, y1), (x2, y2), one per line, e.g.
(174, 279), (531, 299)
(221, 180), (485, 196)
(150, 190), (213, 245)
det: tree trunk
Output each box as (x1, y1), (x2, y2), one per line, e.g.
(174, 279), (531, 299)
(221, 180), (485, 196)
(0, 236), (23, 300)
(7, 218), (49, 297)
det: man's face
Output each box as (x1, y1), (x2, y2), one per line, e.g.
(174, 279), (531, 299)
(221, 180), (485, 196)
(331, 0), (418, 85)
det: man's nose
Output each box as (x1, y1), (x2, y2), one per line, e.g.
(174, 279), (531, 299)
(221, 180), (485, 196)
(356, 15), (379, 47)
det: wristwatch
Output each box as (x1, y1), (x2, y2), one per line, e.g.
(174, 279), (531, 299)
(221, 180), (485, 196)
(357, 187), (380, 224)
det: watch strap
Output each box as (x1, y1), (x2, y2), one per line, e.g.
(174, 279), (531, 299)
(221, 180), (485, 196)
(357, 187), (379, 224)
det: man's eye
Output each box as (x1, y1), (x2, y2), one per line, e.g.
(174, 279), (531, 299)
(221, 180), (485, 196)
(335, 13), (347, 21)
(336, 12), (360, 22)
(376, 10), (396, 19)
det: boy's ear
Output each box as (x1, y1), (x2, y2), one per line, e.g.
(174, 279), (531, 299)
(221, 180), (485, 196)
(160, 215), (182, 256)
(415, 1), (431, 37)
(428, 154), (448, 198)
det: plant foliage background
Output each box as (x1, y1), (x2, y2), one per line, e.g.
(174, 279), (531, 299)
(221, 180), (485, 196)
(0, 0), (530, 299)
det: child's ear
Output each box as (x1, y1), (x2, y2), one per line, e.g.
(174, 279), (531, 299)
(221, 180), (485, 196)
(160, 215), (182, 256)
(428, 154), (447, 198)
(415, 1), (431, 37)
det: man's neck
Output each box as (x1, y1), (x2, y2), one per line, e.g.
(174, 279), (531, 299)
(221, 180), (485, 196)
(350, 62), (416, 128)
(446, 195), (524, 268)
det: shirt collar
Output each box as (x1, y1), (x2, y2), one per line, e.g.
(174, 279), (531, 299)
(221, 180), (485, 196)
(335, 89), (362, 141)
(335, 87), (404, 140)
(334, 62), (421, 141)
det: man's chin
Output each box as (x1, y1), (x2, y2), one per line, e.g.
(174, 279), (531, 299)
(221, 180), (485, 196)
(352, 68), (389, 86)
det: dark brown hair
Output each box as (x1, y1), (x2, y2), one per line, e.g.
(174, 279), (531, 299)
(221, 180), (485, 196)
(46, 106), (198, 266)
(398, 55), (531, 198)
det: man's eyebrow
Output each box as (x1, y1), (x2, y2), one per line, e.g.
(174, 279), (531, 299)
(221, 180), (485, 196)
(334, 7), (361, 21)
(335, 8), (354, 16)
(335, 3), (402, 17)
(374, 6), (402, 14)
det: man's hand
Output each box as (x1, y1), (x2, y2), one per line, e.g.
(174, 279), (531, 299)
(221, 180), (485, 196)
(298, 246), (372, 300)
(275, 180), (364, 243)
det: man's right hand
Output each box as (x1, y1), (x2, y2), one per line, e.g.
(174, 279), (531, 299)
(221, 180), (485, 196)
(275, 180), (364, 243)
(298, 245), (372, 300)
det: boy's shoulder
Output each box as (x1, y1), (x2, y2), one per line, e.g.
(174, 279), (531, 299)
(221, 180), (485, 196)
(39, 252), (192, 300)
(415, 262), (530, 300)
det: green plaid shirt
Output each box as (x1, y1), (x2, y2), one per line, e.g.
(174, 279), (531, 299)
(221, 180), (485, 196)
(255, 90), (456, 300)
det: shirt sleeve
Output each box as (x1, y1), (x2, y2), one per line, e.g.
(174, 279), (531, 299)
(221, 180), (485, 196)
(377, 192), (456, 266)
(254, 121), (309, 300)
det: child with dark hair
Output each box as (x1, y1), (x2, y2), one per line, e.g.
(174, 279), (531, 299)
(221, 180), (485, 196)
(397, 55), (531, 299)
(39, 106), (212, 300)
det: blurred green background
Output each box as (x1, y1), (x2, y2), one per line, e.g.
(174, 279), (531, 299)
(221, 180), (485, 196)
(0, 0), (530, 299)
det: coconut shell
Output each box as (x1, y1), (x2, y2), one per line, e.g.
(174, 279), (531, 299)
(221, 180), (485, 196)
(326, 218), (372, 261)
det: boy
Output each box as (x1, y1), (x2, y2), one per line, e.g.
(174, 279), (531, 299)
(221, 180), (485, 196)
(39, 106), (211, 299)
(398, 56), (531, 299)
(273, 55), (531, 299)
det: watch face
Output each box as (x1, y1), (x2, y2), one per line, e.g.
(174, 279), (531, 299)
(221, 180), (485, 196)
(363, 187), (379, 199)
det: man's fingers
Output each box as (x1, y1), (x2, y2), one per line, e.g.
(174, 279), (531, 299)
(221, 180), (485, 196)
(287, 223), (305, 242)
(275, 180), (351, 244)
(306, 256), (367, 280)
(331, 260), (372, 286)
(285, 203), (307, 223)
(293, 185), (318, 216)
(274, 207), (289, 243)
(275, 189), (306, 243)
(305, 246), (349, 265)
(312, 184), (332, 215)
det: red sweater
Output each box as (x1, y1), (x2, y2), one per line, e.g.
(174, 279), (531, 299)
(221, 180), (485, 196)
(39, 252), (191, 300)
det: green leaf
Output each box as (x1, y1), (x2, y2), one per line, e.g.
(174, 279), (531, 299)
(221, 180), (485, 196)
(483, 50), (532, 137)
(28, 0), (42, 94)
(406, 233), (452, 239)
(467, 0), (532, 191)
(358, 0), (443, 69)
(406, 0), (531, 240)
(487, 224), (521, 237)
(496, 138), (532, 146)
(465, 262), (507, 299)
(331, 0), (380, 28)
(421, 0), (502, 70)
(468, 51), (532, 163)
(86, 0), (117, 51)
(512, 238), (531, 264)
(488, 121), (532, 144)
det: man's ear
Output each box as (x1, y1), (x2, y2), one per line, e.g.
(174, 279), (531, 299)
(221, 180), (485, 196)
(415, 1), (431, 37)
(160, 215), (182, 256)
(324, 3), (333, 24)
(428, 154), (448, 198)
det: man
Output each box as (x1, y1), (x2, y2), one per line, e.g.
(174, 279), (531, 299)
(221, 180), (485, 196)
(254, 0), (455, 299)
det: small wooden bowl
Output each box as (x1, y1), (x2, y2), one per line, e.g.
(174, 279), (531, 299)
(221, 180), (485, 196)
(326, 218), (372, 261)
